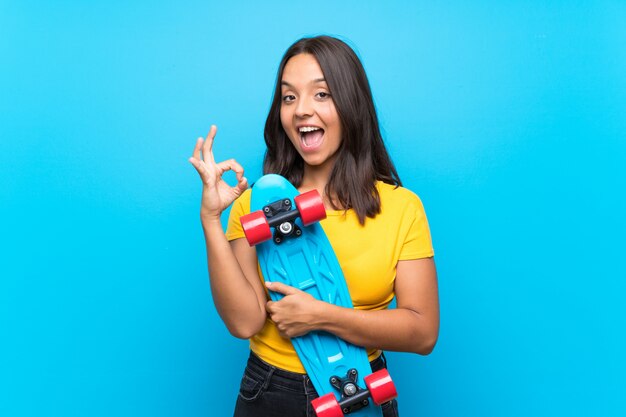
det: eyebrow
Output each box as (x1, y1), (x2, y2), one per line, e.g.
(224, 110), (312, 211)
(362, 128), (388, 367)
(281, 78), (327, 88)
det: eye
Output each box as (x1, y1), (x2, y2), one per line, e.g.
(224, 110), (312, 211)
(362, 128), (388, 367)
(316, 91), (331, 99)
(282, 94), (296, 103)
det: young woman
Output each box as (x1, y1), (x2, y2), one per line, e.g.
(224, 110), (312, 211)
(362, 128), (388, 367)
(189, 35), (439, 417)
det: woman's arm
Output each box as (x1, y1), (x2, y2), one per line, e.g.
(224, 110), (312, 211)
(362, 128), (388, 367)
(202, 223), (267, 339)
(189, 126), (267, 339)
(265, 257), (439, 355)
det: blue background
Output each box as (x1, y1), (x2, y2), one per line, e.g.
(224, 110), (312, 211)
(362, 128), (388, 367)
(1, 1), (625, 416)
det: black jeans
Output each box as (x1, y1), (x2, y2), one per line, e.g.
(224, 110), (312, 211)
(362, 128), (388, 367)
(233, 351), (399, 417)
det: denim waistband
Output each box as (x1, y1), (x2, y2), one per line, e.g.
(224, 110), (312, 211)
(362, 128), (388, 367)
(243, 350), (387, 394)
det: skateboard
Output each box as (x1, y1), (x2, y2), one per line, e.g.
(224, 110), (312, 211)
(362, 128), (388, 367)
(240, 174), (397, 417)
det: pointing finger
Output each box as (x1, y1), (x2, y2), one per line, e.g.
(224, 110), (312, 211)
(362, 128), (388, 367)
(216, 159), (248, 192)
(216, 158), (244, 177)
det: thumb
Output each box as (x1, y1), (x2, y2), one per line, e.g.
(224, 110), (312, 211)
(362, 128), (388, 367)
(266, 281), (299, 296)
(236, 176), (248, 192)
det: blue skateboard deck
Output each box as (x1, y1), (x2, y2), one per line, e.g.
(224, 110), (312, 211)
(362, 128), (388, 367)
(243, 174), (388, 417)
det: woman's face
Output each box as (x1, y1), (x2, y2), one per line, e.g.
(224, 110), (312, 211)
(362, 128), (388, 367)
(280, 53), (342, 171)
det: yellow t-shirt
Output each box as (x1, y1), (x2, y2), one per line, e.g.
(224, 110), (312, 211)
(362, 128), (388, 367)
(225, 181), (434, 373)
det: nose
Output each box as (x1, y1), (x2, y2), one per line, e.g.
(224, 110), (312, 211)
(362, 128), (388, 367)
(295, 95), (313, 118)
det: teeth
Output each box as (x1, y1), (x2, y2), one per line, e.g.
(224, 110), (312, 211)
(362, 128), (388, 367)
(298, 126), (321, 133)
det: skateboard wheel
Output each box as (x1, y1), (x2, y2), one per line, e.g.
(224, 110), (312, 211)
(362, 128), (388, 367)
(364, 369), (397, 405)
(240, 210), (272, 246)
(294, 190), (326, 226)
(311, 393), (343, 417)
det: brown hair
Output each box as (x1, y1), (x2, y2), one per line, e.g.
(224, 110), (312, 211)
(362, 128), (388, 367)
(263, 35), (401, 225)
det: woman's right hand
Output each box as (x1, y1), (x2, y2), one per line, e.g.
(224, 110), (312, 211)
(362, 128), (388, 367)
(188, 125), (248, 223)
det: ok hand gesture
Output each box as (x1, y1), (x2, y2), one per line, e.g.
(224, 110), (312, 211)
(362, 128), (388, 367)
(188, 125), (248, 222)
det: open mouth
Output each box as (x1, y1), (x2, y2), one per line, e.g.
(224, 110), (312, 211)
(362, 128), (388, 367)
(298, 126), (325, 149)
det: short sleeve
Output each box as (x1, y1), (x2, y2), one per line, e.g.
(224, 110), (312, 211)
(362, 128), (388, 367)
(224, 189), (252, 241)
(398, 196), (435, 260)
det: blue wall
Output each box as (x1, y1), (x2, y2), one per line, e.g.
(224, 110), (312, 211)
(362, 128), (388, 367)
(1, 1), (625, 416)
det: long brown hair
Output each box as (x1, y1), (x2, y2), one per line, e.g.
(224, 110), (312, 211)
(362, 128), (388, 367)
(263, 35), (401, 225)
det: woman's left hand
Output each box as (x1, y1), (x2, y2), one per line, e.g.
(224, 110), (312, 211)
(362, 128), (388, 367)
(265, 282), (325, 338)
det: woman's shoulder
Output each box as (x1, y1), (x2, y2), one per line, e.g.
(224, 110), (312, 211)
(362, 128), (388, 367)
(374, 182), (430, 229)
(376, 181), (424, 207)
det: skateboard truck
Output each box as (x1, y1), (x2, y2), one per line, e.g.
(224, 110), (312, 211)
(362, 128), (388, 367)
(240, 190), (326, 247)
(311, 368), (397, 417)
(262, 198), (303, 244)
(329, 369), (370, 414)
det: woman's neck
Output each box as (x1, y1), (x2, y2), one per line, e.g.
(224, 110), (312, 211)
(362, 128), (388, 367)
(299, 161), (339, 209)
(300, 164), (330, 192)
